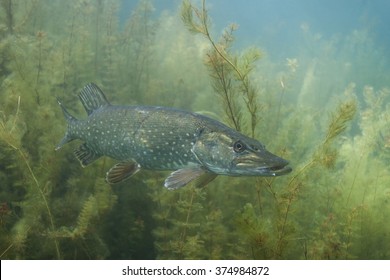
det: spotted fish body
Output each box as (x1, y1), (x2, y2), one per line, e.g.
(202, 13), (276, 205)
(56, 83), (291, 189)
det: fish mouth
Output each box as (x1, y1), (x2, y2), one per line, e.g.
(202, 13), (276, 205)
(257, 164), (292, 176)
(235, 153), (292, 176)
(236, 161), (292, 176)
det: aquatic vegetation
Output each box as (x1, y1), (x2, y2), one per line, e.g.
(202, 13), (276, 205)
(0, 0), (157, 259)
(0, 0), (389, 260)
(0, 96), (60, 258)
(182, 0), (262, 137)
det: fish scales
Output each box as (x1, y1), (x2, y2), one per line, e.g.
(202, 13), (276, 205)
(57, 83), (292, 189)
(73, 106), (204, 169)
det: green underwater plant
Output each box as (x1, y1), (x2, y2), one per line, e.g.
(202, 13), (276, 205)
(0, 96), (60, 259)
(149, 0), (390, 260)
(0, 0), (390, 260)
(181, 0), (262, 137)
(0, 0), (157, 259)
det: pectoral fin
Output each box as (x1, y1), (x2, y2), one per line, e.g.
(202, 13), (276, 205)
(164, 167), (217, 190)
(106, 160), (141, 184)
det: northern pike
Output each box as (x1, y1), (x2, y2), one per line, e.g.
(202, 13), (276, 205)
(56, 83), (291, 189)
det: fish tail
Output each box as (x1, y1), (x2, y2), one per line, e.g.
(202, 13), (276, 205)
(55, 98), (78, 151)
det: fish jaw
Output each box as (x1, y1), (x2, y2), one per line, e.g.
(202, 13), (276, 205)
(233, 149), (292, 176)
(256, 165), (292, 176)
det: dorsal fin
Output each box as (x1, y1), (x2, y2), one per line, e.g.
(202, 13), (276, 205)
(78, 83), (110, 115)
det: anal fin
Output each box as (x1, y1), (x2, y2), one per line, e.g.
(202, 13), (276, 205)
(106, 160), (141, 184)
(74, 143), (101, 167)
(164, 166), (217, 190)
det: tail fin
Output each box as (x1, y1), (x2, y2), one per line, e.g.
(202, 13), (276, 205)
(55, 98), (77, 151)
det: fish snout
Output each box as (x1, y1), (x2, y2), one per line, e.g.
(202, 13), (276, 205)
(234, 149), (292, 176)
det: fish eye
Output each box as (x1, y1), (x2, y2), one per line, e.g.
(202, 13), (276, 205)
(233, 140), (246, 153)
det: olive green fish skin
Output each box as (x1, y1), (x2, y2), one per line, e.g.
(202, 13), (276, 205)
(68, 106), (206, 170)
(56, 83), (291, 189)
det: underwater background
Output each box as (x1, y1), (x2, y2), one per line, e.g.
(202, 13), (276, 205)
(1, 0), (390, 259)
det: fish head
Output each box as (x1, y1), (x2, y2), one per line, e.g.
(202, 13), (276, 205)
(192, 129), (292, 176)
